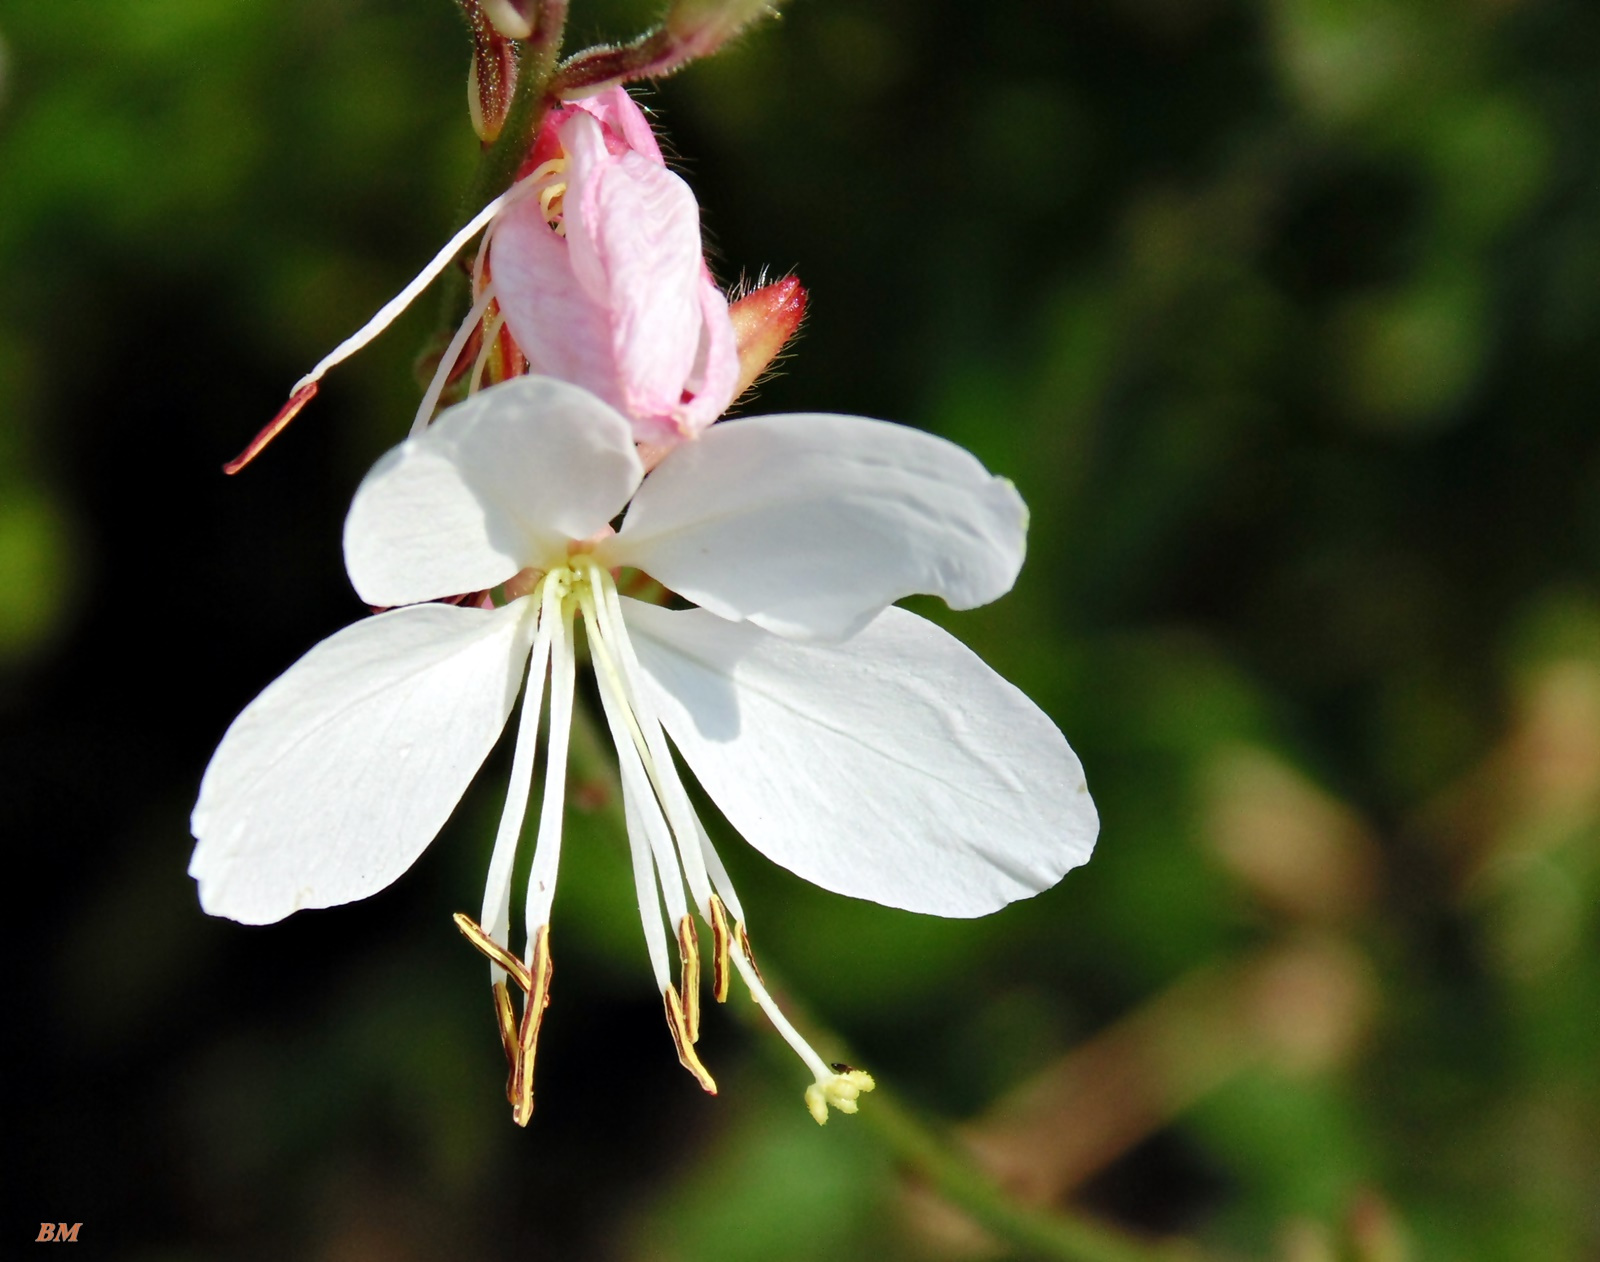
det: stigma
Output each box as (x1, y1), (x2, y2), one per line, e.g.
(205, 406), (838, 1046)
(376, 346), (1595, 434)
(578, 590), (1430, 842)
(806, 1067), (878, 1126)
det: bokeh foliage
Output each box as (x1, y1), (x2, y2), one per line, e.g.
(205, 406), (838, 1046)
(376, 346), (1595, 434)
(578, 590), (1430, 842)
(5, 0), (1599, 1258)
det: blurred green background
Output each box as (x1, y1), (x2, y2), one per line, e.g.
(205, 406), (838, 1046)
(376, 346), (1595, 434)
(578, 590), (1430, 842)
(5, 0), (1599, 1258)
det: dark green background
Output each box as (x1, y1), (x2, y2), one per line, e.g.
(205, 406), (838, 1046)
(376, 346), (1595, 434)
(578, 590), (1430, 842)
(4, 0), (1598, 1257)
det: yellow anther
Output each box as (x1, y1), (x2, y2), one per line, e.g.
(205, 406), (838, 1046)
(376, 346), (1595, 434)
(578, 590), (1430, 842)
(677, 915), (702, 1044)
(510, 924), (555, 1127)
(539, 181), (568, 229)
(664, 984), (718, 1095)
(525, 157), (567, 184)
(456, 914), (554, 1125)
(492, 979), (518, 1090)
(804, 1067), (876, 1125)
(707, 895), (732, 1004)
(736, 921), (765, 989)
(453, 911), (533, 992)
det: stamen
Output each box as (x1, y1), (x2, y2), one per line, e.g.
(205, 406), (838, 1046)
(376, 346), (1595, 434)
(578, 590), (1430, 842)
(708, 894), (732, 1004)
(624, 788), (674, 994)
(579, 580), (693, 936)
(572, 564), (872, 1121)
(599, 666), (701, 1031)
(582, 570), (736, 1090)
(510, 923), (555, 1126)
(476, 580), (553, 964)
(698, 826), (748, 924)
(228, 173), (542, 469)
(539, 180), (568, 225)
(468, 308), (508, 397)
(664, 984), (717, 1094)
(524, 583), (576, 933)
(413, 283), (497, 435)
(588, 565), (721, 920)
(470, 228), (493, 296)
(456, 912), (541, 1111)
(737, 921), (765, 987)
(223, 381), (318, 475)
(677, 915), (702, 1043)
(453, 911), (534, 992)
(525, 156), (569, 235)
(492, 980), (519, 1095)
(291, 184), (524, 397)
(524, 157), (566, 185)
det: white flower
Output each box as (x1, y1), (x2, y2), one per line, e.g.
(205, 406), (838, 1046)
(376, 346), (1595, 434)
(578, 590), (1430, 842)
(190, 376), (1098, 1123)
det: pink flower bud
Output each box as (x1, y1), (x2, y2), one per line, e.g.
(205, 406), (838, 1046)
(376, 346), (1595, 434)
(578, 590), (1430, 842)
(490, 88), (739, 447)
(664, 0), (780, 62)
(729, 275), (807, 401)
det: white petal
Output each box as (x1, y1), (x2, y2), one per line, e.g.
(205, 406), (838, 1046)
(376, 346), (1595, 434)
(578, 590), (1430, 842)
(190, 602), (536, 925)
(344, 376), (643, 608)
(624, 601), (1096, 917)
(608, 414), (1028, 641)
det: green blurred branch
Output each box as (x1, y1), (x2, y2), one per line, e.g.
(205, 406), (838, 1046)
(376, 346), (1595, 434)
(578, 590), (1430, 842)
(859, 1092), (1215, 1262)
(566, 699), (1227, 1262)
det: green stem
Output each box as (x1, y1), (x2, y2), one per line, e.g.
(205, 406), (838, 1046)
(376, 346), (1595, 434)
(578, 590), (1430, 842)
(563, 699), (1230, 1262)
(434, 0), (570, 335)
(857, 1092), (1221, 1262)
(468, 0), (567, 208)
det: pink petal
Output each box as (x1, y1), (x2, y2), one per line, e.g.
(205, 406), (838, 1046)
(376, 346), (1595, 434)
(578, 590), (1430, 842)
(571, 85), (665, 166)
(492, 87), (739, 445)
(671, 273), (740, 437)
(492, 198), (627, 413)
(563, 111), (708, 425)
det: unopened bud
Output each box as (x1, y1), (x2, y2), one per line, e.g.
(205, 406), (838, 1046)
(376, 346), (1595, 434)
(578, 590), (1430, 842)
(460, 0), (522, 141)
(664, 0), (781, 61)
(481, 0), (534, 40)
(729, 275), (807, 400)
(552, 0), (783, 94)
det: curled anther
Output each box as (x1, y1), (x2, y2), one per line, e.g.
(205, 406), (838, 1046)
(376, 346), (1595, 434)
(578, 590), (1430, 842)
(510, 923), (555, 1126)
(677, 915), (703, 1043)
(453, 911), (534, 992)
(664, 984), (717, 1094)
(707, 895), (732, 1004)
(492, 980), (519, 1097)
(223, 382), (319, 475)
(736, 921), (764, 987)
